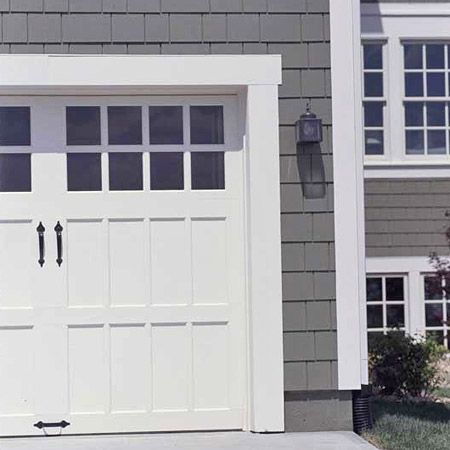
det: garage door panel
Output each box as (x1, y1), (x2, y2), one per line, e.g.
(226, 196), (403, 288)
(68, 325), (107, 414)
(152, 324), (189, 411)
(193, 323), (229, 410)
(150, 219), (190, 306)
(0, 221), (34, 308)
(0, 326), (34, 415)
(67, 220), (108, 307)
(192, 218), (228, 305)
(110, 324), (150, 413)
(109, 219), (147, 307)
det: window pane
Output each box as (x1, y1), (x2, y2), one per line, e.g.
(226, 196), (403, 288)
(425, 276), (443, 300)
(426, 44), (445, 69)
(150, 152), (184, 190)
(405, 102), (424, 126)
(386, 277), (404, 301)
(0, 154), (31, 192)
(66, 106), (101, 146)
(366, 277), (382, 302)
(367, 305), (383, 329)
(149, 106), (183, 145)
(427, 73), (446, 97)
(364, 102), (383, 127)
(386, 305), (405, 328)
(109, 152), (143, 191)
(426, 330), (444, 345)
(405, 73), (424, 97)
(427, 102), (446, 126)
(108, 106), (142, 145)
(365, 130), (384, 155)
(0, 107), (31, 146)
(364, 44), (383, 70)
(406, 130), (424, 155)
(190, 106), (224, 145)
(67, 153), (102, 192)
(428, 130), (447, 155)
(364, 73), (383, 97)
(404, 44), (423, 69)
(425, 303), (443, 327)
(191, 152), (225, 190)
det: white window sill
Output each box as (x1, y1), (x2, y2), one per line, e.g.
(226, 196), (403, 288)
(365, 160), (450, 179)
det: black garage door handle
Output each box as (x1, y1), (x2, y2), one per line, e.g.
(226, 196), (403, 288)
(34, 420), (70, 429)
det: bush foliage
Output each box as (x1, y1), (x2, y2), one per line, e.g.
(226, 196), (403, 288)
(369, 332), (446, 398)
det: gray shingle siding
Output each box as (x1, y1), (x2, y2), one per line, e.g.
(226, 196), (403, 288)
(365, 179), (450, 257)
(0, 0), (345, 430)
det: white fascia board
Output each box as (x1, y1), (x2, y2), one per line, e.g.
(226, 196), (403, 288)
(0, 55), (282, 89)
(330, 0), (367, 390)
(362, 2), (450, 17)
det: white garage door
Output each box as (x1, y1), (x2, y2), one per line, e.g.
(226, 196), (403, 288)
(0, 96), (246, 436)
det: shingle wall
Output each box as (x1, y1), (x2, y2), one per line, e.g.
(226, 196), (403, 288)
(0, 0), (344, 429)
(365, 179), (450, 257)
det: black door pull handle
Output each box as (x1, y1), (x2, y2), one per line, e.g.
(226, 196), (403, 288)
(54, 221), (63, 267)
(36, 222), (45, 267)
(34, 420), (70, 429)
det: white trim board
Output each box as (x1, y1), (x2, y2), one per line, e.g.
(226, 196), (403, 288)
(0, 54), (284, 433)
(362, 3), (450, 17)
(331, 0), (367, 389)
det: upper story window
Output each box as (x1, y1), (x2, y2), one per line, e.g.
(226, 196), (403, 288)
(363, 43), (386, 155)
(404, 43), (450, 156)
(361, 4), (450, 173)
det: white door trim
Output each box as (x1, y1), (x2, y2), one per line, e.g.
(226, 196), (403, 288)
(0, 54), (284, 433)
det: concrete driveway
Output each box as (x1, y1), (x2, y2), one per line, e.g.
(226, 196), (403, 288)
(0, 431), (377, 450)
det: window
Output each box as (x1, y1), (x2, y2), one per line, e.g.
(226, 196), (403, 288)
(108, 106), (142, 145)
(67, 153), (102, 192)
(363, 43), (386, 156)
(366, 276), (407, 346)
(0, 107), (31, 146)
(424, 275), (450, 348)
(0, 153), (31, 192)
(403, 44), (450, 156)
(66, 106), (101, 146)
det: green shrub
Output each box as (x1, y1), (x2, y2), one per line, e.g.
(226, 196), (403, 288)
(369, 332), (446, 398)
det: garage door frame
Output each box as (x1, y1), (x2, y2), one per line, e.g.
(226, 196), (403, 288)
(0, 54), (284, 433)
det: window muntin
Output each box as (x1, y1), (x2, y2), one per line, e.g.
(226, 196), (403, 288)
(424, 275), (450, 348)
(403, 43), (450, 156)
(366, 275), (407, 336)
(363, 43), (386, 156)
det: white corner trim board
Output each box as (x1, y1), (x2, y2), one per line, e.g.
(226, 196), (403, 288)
(331, 0), (367, 389)
(0, 55), (284, 434)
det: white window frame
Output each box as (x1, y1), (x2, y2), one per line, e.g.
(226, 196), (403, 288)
(366, 256), (442, 340)
(0, 54), (284, 432)
(366, 274), (409, 334)
(362, 2), (450, 179)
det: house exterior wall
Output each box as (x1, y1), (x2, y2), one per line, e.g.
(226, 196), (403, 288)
(0, 0), (349, 432)
(365, 179), (450, 258)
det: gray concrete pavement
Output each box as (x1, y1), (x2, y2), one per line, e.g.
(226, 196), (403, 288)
(0, 431), (378, 450)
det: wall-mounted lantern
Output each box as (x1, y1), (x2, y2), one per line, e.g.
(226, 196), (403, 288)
(295, 105), (323, 144)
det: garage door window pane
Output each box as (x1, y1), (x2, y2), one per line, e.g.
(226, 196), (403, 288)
(0, 154), (31, 192)
(109, 153), (143, 191)
(404, 44), (423, 69)
(191, 152), (224, 190)
(0, 107), (31, 146)
(66, 107), (101, 146)
(149, 106), (183, 145)
(108, 106), (142, 145)
(67, 153), (102, 192)
(150, 152), (184, 190)
(425, 276), (443, 300)
(406, 130), (424, 154)
(190, 106), (224, 145)
(386, 277), (404, 301)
